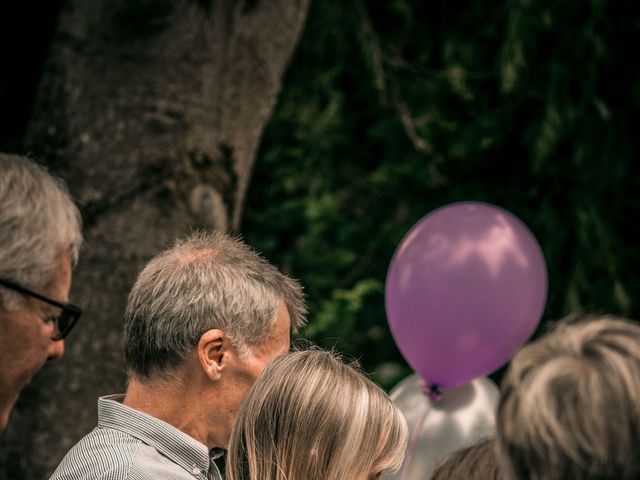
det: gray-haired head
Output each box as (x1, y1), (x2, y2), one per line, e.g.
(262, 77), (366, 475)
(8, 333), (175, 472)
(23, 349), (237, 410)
(0, 153), (83, 309)
(124, 231), (306, 380)
(497, 315), (640, 480)
(431, 438), (503, 480)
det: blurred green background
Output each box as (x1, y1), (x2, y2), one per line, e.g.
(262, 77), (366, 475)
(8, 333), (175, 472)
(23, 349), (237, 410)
(243, 0), (640, 389)
(1, 0), (639, 391)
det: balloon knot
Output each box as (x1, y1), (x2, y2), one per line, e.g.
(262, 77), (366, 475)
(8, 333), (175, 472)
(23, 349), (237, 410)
(424, 383), (443, 401)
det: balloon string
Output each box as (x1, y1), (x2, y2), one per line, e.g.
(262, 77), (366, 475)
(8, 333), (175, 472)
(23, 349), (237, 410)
(399, 400), (430, 480)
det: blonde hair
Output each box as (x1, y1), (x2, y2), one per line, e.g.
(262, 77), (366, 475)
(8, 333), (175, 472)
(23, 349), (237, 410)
(497, 315), (640, 480)
(226, 350), (408, 480)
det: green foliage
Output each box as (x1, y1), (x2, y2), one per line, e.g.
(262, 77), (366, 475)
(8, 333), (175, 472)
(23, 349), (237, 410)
(244, 0), (640, 389)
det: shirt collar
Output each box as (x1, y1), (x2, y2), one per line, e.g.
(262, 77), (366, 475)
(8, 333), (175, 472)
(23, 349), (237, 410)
(97, 394), (214, 475)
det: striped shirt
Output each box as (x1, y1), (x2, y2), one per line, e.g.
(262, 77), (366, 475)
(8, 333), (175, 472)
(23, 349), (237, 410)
(50, 394), (223, 480)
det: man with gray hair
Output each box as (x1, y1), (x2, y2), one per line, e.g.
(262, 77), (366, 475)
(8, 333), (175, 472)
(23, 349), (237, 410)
(51, 231), (306, 480)
(0, 153), (83, 431)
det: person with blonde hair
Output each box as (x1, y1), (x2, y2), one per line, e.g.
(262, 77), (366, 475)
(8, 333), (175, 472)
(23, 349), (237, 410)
(497, 315), (640, 480)
(227, 350), (408, 480)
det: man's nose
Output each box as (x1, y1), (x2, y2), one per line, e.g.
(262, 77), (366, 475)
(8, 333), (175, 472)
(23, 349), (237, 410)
(47, 339), (65, 361)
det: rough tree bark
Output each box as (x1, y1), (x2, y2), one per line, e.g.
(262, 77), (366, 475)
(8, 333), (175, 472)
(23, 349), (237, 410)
(0, 0), (310, 477)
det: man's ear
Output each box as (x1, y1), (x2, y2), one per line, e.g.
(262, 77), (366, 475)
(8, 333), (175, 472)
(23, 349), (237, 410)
(197, 329), (228, 382)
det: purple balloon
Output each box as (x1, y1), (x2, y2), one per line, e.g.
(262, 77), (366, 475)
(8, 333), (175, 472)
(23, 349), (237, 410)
(385, 202), (547, 388)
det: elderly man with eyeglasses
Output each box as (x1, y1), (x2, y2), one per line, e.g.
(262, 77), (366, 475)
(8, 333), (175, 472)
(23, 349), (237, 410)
(0, 153), (83, 430)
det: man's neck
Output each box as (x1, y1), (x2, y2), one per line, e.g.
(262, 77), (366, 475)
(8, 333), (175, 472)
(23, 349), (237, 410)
(123, 375), (217, 448)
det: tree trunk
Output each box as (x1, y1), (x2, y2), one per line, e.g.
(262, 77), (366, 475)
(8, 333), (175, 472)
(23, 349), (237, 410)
(0, 0), (309, 477)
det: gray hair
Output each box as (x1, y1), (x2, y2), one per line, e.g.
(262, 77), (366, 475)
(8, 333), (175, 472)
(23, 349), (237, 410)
(497, 315), (640, 480)
(0, 153), (83, 309)
(124, 231), (306, 379)
(431, 438), (504, 480)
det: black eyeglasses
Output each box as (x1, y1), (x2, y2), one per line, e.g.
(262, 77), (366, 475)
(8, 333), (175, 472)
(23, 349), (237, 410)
(0, 278), (81, 340)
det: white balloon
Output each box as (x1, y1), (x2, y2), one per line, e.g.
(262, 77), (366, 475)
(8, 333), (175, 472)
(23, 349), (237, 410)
(383, 374), (499, 480)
